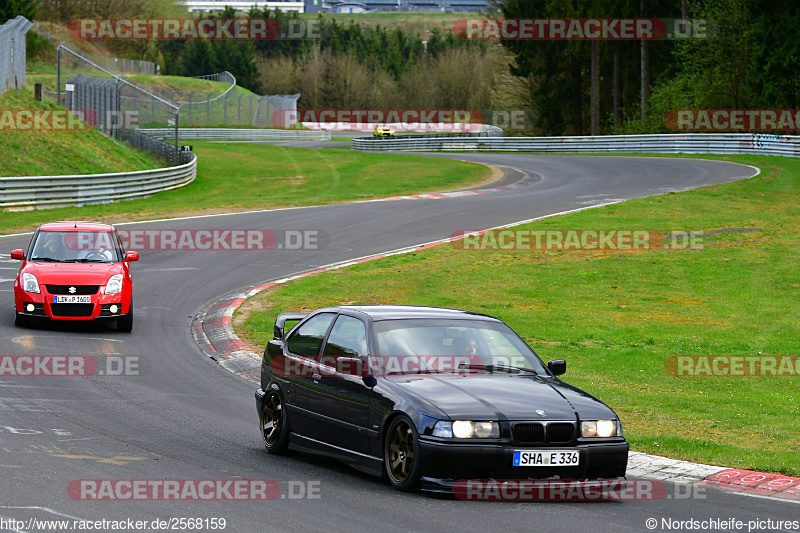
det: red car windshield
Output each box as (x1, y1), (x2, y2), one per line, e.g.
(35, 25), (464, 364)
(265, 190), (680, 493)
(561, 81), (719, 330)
(29, 230), (123, 263)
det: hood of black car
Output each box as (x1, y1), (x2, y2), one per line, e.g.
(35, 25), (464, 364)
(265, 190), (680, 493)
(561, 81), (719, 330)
(386, 374), (617, 421)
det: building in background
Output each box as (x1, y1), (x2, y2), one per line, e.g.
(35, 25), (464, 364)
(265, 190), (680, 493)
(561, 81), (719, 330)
(183, 0), (304, 13)
(329, 2), (368, 13)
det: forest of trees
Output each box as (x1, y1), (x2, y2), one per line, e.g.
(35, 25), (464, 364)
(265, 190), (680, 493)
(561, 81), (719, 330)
(500, 0), (800, 135)
(5, 0), (799, 135)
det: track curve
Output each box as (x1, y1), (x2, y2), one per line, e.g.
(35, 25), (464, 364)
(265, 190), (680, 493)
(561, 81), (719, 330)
(2, 153), (794, 532)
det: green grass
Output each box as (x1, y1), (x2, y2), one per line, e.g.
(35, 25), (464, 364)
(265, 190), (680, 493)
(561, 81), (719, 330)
(0, 89), (162, 178)
(0, 139), (488, 232)
(25, 65), (256, 128)
(235, 153), (800, 476)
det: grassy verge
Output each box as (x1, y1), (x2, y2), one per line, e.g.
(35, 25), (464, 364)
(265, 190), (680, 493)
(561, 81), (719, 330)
(299, 11), (476, 37)
(25, 65), (245, 95)
(0, 89), (162, 178)
(235, 153), (800, 475)
(0, 139), (489, 232)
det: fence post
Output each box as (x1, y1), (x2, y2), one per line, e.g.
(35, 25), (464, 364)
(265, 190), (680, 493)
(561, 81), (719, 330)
(56, 46), (61, 106)
(174, 108), (180, 166)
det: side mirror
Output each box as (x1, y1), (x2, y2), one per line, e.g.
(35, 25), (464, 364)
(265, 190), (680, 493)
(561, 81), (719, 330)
(547, 360), (566, 376)
(125, 251), (139, 262)
(10, 249), (24, 260)
(272, 313), (309, 340)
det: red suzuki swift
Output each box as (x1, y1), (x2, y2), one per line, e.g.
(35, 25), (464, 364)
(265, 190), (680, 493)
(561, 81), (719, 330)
(11, 222), (139, 331)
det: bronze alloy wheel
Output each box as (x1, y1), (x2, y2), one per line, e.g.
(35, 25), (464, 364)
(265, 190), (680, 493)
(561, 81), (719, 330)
(261, 391), (289, 453)
(384, 416), (420, 491)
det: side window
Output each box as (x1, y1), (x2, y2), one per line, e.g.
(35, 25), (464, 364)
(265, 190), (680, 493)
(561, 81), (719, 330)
(114, 230), (126, 255)
(323, 315), (368, 357)
(286, 313), (335, 357)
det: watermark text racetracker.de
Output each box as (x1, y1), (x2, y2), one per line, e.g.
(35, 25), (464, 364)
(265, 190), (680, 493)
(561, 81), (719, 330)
(0, 355), (147, 377)
(113, 229), (327, 251)
(67, 479), (321, 501)
(454, 18), (717, 40)
(0, 109), (139, 131)
(664, 355), (800, 376)
(67, 18), (322, 40)
(450, 229), (703, 251)
(272, 108), (535, 132)
(665, 109), (800, 131)
(454, 479), (708, 501)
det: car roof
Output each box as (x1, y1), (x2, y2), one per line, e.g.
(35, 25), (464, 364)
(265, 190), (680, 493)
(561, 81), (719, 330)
(37, 221), (116, 232)
(319, 305), (499, 322)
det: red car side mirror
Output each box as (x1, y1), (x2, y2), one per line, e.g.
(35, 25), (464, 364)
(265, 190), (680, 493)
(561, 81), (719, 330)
(10, 249), (24, 260)
(125, 251), (139, 262)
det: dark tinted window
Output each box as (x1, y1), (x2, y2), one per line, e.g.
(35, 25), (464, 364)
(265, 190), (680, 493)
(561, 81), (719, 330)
(373, 318), (548, 374)
(286, 313), (335, 357)
(323, 315), (367, 357)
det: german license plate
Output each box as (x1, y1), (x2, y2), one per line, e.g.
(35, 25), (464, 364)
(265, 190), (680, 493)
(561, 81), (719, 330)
(513, 450), (579, 467)
(53, 295), (91, 304)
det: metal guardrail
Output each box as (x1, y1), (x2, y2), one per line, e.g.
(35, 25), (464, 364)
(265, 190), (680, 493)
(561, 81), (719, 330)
(137, 128), (332, 141)
(0, 16), (33, 92)
(0, 154), (197, 210)
(353, 133), (800, 158)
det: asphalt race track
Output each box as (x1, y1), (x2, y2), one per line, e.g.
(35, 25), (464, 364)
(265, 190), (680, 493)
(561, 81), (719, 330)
(1, 153), (796, 532)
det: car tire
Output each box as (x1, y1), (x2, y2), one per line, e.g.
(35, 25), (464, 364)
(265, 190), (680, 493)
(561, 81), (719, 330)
(116, 302), (133, 332)
(261, 389), (290, 454)
(384, 415), (421, 491)
(14, 312), (30, 328)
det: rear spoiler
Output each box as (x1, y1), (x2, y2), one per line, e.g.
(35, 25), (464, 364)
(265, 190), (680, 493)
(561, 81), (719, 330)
(273, 312), (309, 340)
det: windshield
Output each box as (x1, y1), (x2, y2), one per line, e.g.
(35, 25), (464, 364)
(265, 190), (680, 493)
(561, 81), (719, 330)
(372, 318), (548, 375)
(29, 230), (123, 263)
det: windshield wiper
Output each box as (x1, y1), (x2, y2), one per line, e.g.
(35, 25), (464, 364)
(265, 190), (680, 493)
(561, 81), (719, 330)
(458, 363), (538, 374)
(64, 258), (107, 263)
(31, 257), (63, 262)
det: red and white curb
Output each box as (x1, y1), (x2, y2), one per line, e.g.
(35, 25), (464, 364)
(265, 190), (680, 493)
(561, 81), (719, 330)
(628, 452), (800, 501)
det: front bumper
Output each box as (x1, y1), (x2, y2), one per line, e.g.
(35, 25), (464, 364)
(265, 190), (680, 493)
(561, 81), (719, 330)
(16, 289), (130, 321)
(417, 438), (629, 493)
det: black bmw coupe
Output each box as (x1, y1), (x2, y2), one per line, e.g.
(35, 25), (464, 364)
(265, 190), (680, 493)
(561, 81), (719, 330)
(255, 305), (628, 493)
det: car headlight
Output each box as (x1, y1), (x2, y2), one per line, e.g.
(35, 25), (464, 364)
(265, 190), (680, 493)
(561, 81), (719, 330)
(432, 420), (499, 439)
(22, 272), (40, 293)
(104, 274), (123, 295)
(580, 419), (618, 438)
